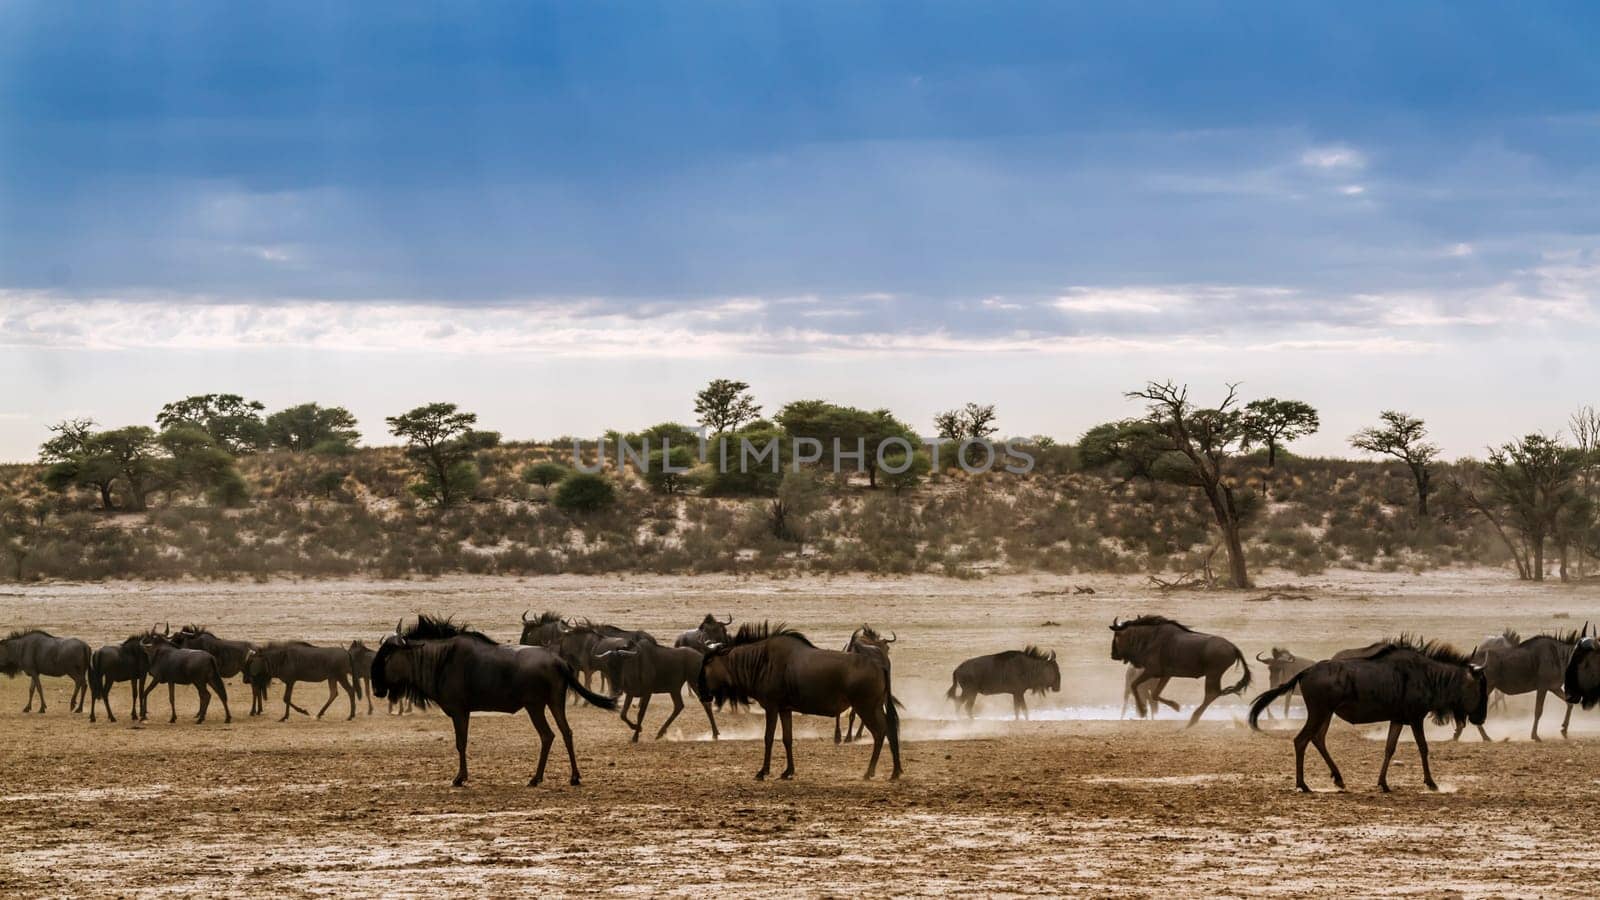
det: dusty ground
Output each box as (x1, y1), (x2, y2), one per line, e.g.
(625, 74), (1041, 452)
(2, 569), (1599, 897)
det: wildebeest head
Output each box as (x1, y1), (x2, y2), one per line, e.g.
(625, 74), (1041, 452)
(1024, 646), (1062, 693)
(1463, 663), (1490, 726)
(1564, 624), (1600, 709)
(519, 610), (570, 646)
(698, 614), (734, 644)
(0, 638), (15, 676)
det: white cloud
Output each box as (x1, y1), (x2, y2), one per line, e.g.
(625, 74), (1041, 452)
(1300, 145), (1366, 171)
(1339, 184), (1367, 196)
(1445, 243), (1474, 258)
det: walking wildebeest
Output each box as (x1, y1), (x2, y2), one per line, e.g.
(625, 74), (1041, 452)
(836, 625), (894, 742)
(698, 623), (902, 781)
(546, 620), (658, 690)
(88, 634), (150, 723)
(1109, 616), (1251, 726)
(674, 613), (734, 653)
(0, 629), (91, 714)
(1249, 636), (1487, 792)
(1472, 629), (1521, 713)
(242, 649), (271, 716)
(1120, 664), (1179, 719)
(1562, 623), (1600, 709)
(593, 637), (719, 741)
(169, 625), (253, 680)
(1254, 648), (1317, 718)
(348, 640), (376, 715)
(370, 615), (617, 788)
(248, 641), (360, 722)
(519, 610), (569, 648)
(140, 631), (232, 724)
(1454, 629), (1579, 742)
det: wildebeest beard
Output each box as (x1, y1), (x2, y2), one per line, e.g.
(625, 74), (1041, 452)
(371, 641), (450, 713)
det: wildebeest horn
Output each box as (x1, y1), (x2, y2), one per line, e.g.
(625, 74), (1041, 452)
(705, 642), (724, 652)
(596, 649), (637, 658)
(1255, 651), (1271, 663)
(1109, 617), (1122, 631)
(395, 619), (404, 635)
(163, 621), (170, 635)
(885, 630), (897, 644)
(720, 614), (733, 624)
(521, 609), (530, 623)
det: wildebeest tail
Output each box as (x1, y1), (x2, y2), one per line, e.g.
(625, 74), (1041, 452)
(347, 650), (363, 700)
(86, 654), (103, 702)
(559, 659), (618, 711)
(1248, 670), (1307, 730)
(945, 673), (959, 701)
(1222, 648), (1252, 697)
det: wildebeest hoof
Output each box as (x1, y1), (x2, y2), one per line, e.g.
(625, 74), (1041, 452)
(452, 778), (467, 788)
(569, 775), (581, 786)
(1425, 781), (1439, 791)
(1378, 782), (1391, 793)
(891, 771), (903, 781)
(755, 770), (768, 781)
(1296, 784), (1311, 793)
(528, 777), (541, 787)
(780, 771), (794, 780)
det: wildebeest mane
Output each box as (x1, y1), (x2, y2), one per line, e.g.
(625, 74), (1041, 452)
(724, 621), (814, 649)
(3, 628), (52, 641)
(403, 614), (497, 645)
(1499, 627), (1522, 644)
(1116, 615), (1194, 632)
(532, 611), (564, 626)
(1371, 634), (1476, 668)
(995, 645), (1057, 664)
(178, 624), (215, 637)
(1536, 629), (1582, 646)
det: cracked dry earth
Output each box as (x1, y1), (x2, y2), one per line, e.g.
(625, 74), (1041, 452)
(2, 572), (1599, 896)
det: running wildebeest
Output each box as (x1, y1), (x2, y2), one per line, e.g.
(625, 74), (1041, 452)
(1562, 623), (1600, 709)
(592, 637), (719, 741)
(1454, 629), (1579, 742)
(169, 625), (254, 680)
(1109, 616), (1251, 726)
(371, 615), (617, 788)
(88, 634), (150, 723)
(0, 629), (91, 714)
(519, 610), (569, 648)
(1249, 636), (1487, 792)
(348, 640), (376, 715)
(1254, 648), (1317, 718)
(1120, 664), (1179, 719)
(674, 613), (734, 653)
(247, 641), (360, 722)
(699, 622), (902, 781)
(140, 631), (232, 724)
(947, 647), (1061, 720)
(836, 625), (894, 742)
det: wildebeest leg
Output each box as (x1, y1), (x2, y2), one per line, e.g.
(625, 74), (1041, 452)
(526, 705), (555, 787)
(631, 694), (651, 743)
(847, 710), (862, 742)
(619, 693), (633, 723)
(342, 675), (356, 721)
(654, 691), (684, 741)
(1281, 687), (1295, 718)
(756, 708), (777, 780)
(1011, 693), (1025, 721)
(549, 700), (582, 786)
(450, 713), (470, 787)
(281, 682), (298, 722)
(961, 691), (977, 719)
(1376, 721), (1403, 792)
(1530, 689), (1546, 742)
(1126, 670), (1154, 718)
(1310, 714), (1342, 789)
(1411, 719), (1437, 791)
(1151, 678), (1180, 714)
(167, 682), (177, 724)
(699, 697), (719, 740)
(833, 715), (843, 744)
(365, 677), (374, 715)
(1561, 698), (1574, 739)
(195, 684), (210, 724)
(1187, 675), (1223, 727)
(778, 709), (796, 780)
(315, 679), (339, 719)
(26, 674), (43, 713)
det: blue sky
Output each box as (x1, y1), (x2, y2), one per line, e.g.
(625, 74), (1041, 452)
(3, 2), (1600, 459)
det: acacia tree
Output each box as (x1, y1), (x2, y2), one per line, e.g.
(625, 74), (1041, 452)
(1464, 433), (1585, 581)
(1127, 381), (1253, 589)
(1351, 411), (1439, 517)
(264, 403), (360, 453)
(1241, 398), (1320, 468)
(39, 419), (119, 509)
(386, 403), (501, 508)
(776, 400), (917, 488)
(156, 394), (267, 455)
(694, 379), (761, 435)
(933, 403), (998, 441)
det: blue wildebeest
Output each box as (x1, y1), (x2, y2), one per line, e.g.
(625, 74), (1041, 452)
(1120, 665), (1178, 719)
(519, 610), (569, 648)
(836, 625), (895, 742)
(592, 636), (719, 741)
(1250, 636), (1487, 792)
(1253, 648), (1317, 718)
(248, 641), (360, 722)
(1454, 629), (1580, 742)
(169, 625), (254, 680)
(88, 634), (150, 723)
(140, 631), (232, 724)
(1472, 629), (1522, 714)
(699, 623), (902, 781)
(0, 629), (91, 714)
(348, 640), (376, 715)
(371, 615), (617, 787)
(1109, 616), (1251, 726)
(1562, 623), (1600, 709)
(546, 620), (657, 691)
(673, 614), (734, 653)
(947, 647), (1060, 719)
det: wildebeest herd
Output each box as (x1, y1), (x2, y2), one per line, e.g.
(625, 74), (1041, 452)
(7, 612), (1600, 793)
